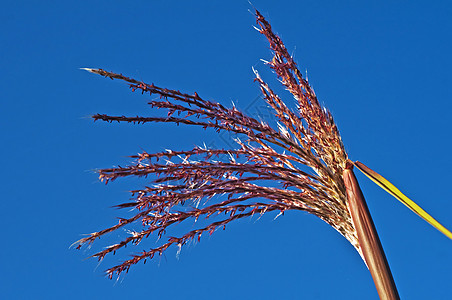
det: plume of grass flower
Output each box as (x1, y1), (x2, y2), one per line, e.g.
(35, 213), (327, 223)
(77, 9), (452, 299)
(76, 10), (360, 279)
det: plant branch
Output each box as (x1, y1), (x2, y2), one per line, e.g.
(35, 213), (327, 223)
(343, 161), (399, 300)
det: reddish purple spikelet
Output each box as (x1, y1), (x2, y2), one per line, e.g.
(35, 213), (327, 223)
(76, 10), (358, 279)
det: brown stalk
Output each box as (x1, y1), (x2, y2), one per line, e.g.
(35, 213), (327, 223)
(343, 161), (399, 300)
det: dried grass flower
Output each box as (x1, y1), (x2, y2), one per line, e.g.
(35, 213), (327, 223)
(76, 10), (450, 299)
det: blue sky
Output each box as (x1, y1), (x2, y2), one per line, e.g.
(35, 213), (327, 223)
(1, 1), (451, 299)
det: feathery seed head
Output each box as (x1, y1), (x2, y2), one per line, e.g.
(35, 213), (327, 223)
(76, 9), (359, 279)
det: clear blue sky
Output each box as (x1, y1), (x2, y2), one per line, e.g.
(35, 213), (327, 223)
(1, 1), (451, 299)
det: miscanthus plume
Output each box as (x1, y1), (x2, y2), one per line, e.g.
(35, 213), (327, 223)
(76, 10), (450, 299)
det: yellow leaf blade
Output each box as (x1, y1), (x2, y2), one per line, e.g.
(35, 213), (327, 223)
(353, 160), (452, 240)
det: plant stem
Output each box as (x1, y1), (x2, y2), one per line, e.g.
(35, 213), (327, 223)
(343, 161), (400, 300)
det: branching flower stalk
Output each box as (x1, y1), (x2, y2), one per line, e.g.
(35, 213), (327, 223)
(77, 9), (452, 299)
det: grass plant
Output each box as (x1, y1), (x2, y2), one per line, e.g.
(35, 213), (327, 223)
(76, 9), (451, 299)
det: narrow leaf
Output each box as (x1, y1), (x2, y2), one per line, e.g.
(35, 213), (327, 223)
(353, 160), (452, 240)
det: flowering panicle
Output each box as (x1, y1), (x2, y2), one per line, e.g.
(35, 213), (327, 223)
(76, 10), (359, 279)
